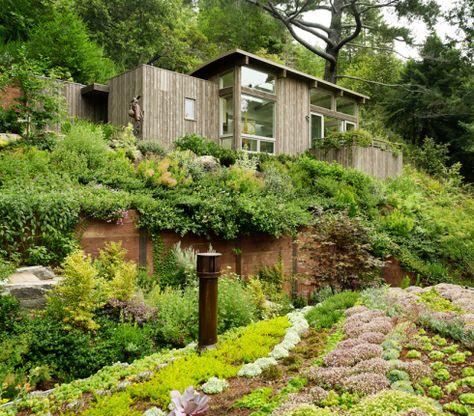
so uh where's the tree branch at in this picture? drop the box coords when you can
[360,0,399,14]
[292,19,335,46]
[336,0,363,51]
[347,42,410,58]
[297,19,332,33]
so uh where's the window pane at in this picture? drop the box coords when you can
[241,67,275,93]
[242,137,258,151]
[324,116,341,136]
[310,89,332,109]
[219,96,233,136]
[221,137,233,149]
[337,97,356,115]
[241,94,274,138]
[345,121,356,131]
[260,141,275,154]
[219,71,233,89]
[311,114,323,141]
[185,98,195,120]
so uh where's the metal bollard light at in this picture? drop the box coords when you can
[197,252,221,351]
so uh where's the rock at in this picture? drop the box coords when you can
[1,267,61,309]
[16,266,56,281]
[197,155,218,171]
[66,399,83,411]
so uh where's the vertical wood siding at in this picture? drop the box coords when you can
[276,77,310,155]
[310,146,403,180]
[139,65,219,148]
[61,81,107,122]
[108,67,144,135]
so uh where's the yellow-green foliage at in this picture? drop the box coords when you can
[82,316,289,414]
[81,392,141,416]
[417,288,465,314]
[48,250,104,331]
[95,241,137,301]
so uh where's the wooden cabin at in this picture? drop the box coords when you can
[49,49,401,178]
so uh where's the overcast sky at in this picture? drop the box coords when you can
[297,0,459,59]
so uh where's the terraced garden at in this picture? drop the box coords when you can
[2,283,473,416]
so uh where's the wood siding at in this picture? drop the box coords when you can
[310,146,403,180]
[276,77,310,155]
[62,81,107,123]
[140,65,219,148]
[108,67,143,134]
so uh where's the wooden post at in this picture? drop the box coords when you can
[197,253,221,351]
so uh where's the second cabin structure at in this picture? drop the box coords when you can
[39,49,403,177]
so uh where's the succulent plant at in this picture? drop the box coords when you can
[168,387,209,416]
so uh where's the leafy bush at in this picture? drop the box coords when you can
[217,276,257,333]
[146,285,198,346]
[47,250,105,331]
[0,295,22,335]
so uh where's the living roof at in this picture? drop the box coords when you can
[190,49,370,102]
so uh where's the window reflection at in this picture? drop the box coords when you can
[241,67,275,93]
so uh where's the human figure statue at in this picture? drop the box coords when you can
[128,95,144,136]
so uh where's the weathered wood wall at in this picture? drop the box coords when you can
[141,65,219,147]
[310,145,403,180]
[62,81,107,123]
[108,67,143,132]
[276,77,310,155]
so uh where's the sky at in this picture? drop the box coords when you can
[297,0,459,59]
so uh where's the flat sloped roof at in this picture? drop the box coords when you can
[190,49,369,101]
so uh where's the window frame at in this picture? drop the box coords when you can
[343,120,357,131]
[310,112,324,147]
[184,97,196,121]
[241,66,276,95]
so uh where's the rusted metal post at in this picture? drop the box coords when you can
[197,252,221,350]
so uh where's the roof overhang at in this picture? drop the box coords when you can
[81,83,109,98]
[190,49,369,102]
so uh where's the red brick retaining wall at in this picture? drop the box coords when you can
[77,211,295,278]
[77,210,408,294]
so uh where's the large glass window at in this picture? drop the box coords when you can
[241,94,275,138]
[324,116,342,136]
[219,71,234,89]
[310,89,333,109]
[336,97,357,115]
[311,113,323,146]
[219,96,233,137]
[241,67,275,93]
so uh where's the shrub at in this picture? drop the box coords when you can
[443,402,469,415]
[146,286,198,347]
[448,351,468,364]
[434,368,450,381]
[459,393,474,405]
[0,295,22,335]
[217,276,257,333]
[406,350,422,359]
[47,250,105,331]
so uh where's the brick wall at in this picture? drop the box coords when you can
[77,210,407,294]
[77,210,294,278]
[0,85,21,109]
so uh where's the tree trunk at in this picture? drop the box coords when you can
[323,0,344,83]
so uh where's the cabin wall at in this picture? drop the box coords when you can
[108,67,144,132]
[276,77,310,155]
[141,65,219,148]
[310,146,403,180]
[62,82,107,123]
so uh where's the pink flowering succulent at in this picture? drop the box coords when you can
[358,331,386,344]
[168,387,209,416]
[341,372,390,395]
[306,366,348,388]
[349,358,391,376]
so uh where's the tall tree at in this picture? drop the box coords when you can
[198,0,287,55]
[245,0,439,83]
[383,35,474,180]
[74,0,210,72]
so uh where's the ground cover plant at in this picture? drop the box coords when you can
[0,126,473,288]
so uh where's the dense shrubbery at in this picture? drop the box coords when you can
[1,126,473,285]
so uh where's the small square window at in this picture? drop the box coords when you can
[185,98,196,120]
